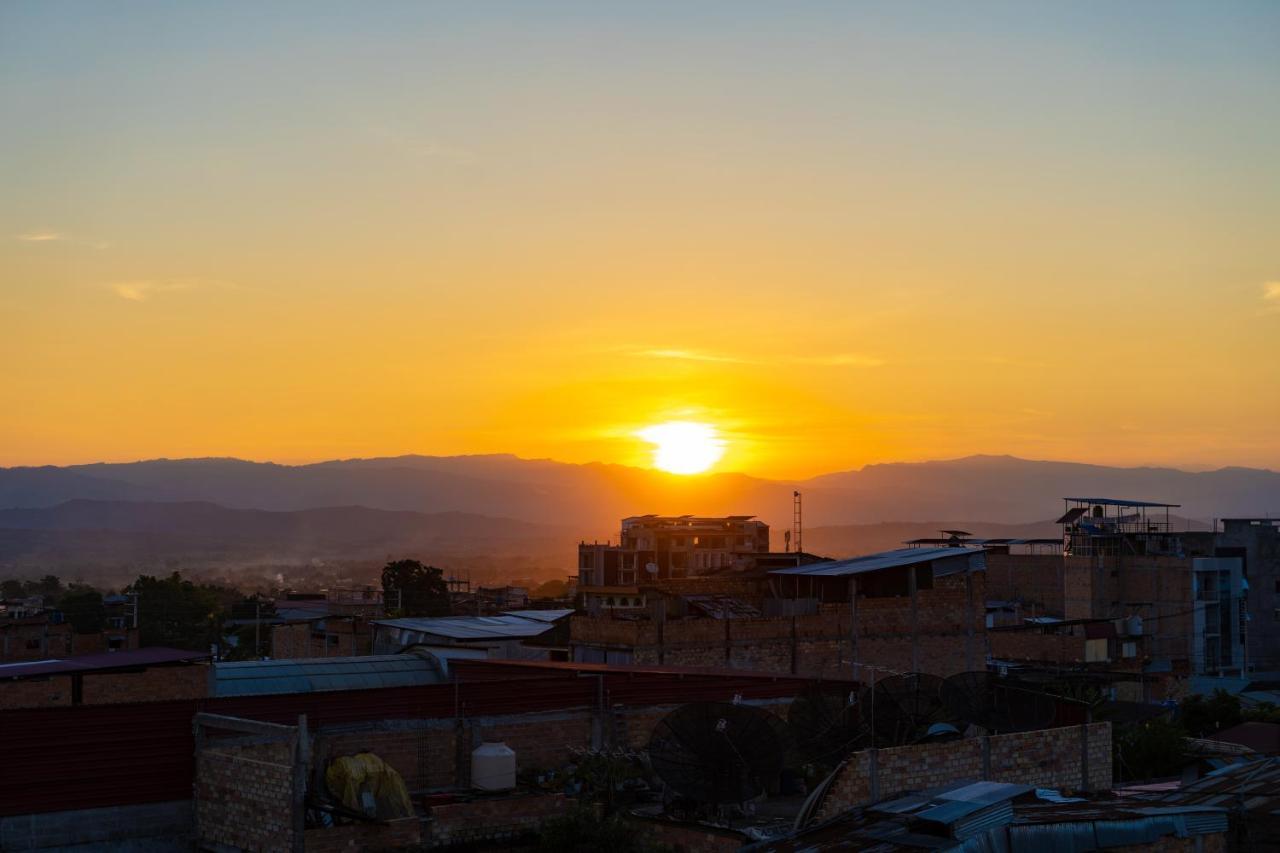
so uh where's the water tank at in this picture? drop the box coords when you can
[471,742,516,791]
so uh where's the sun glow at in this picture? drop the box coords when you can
[637,421,726,475]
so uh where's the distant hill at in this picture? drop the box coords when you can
[1,454,1276,547]
[0,499,574,584]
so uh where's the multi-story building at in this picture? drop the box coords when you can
[578,514,770,587]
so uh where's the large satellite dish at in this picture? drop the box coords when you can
[941,671,1057,734]
[870,673,954,746]
[787,684,871,766]
[648,702,787,804]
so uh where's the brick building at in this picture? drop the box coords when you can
[571,546,988,678]
[0,647,210,709]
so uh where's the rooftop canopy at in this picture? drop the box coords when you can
[768,546,985,578]
[213,652,444,697]
[1063,497,1180,508]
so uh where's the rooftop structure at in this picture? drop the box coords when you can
[579,514,771,585]
[212,652,446,697]
[1057,496,1181,558]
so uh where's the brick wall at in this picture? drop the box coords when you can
[428,793,568,847]
[814,723,1112,820]
[984,554,1067,615]
[316,720,458,790]
[195,737,296,852]
[272,621,371,659]
[303,815,420,852]
[82,664,208,704]
[0,676,72,709]
[312,700,793,794]
[573,573,986,678]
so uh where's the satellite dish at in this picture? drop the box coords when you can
[787,684,871,766]
[645,562,659,575]
[648,702,787,804]
[870,673,953,746]
[940,671,1057,734]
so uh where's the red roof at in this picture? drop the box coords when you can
[0,647,208,679]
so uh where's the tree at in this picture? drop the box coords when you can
[381,559,450,617]
[1115,718,1188,782]
[127,572,224,650]
[1180,690,1243,737]
[1,579,24,600]
[59,586,105,633]
[532,579,568,600]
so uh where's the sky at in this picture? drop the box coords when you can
[2,2,1278,478]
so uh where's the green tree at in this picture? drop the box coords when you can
[532,579,568,599]
[1,579,24,599]
[381,559,450,617]
[1180,690,1243,737]
[127,572,223,650]
[59,585,105,633]
[1115,718,1188,782]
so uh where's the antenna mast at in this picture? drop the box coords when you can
[792,490,803,556]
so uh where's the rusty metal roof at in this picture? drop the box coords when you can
[0,647,208,679]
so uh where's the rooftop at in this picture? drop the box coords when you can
[768,546,986,578]
[0,647,209,679]
[372,610,572,641]
[1064,497,1180,508]
[213,652,444,697]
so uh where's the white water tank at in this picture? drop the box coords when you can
[471,741,516,791]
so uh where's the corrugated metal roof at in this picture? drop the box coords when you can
[1063,497,1180,508]
[372,613,560,640]
[499,609,573,623]
[768,547,986,578]
[0,647,208,679]
[213,653,444,696]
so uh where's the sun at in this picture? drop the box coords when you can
[637,421,725,475]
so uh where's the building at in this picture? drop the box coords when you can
[570,546,988,678]
[578,514,771,586]
[0,647,210,709]
[0,596,138,662]
[370,610,572,660]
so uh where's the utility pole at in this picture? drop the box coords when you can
[792,491,803,561]
[255,598,261,660]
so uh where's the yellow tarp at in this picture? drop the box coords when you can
[324,752,413,819]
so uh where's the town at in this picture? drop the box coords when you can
[2,497,1277,851]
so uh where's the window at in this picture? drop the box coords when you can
[606,597,615,606]
[26,638,41,649]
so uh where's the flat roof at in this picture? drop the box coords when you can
[0,647,209,679]
[1064,497,1180,508]
[372,612,566,640]
[213,653,444,696]
[769,546,985,578]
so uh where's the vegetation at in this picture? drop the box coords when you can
[1180,689,1244,737]
[125,572,237,651]
[1115,718,1188,781]
[2,575,65,602]
[380,559,450,617]
[58,585,106,633]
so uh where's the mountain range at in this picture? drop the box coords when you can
[1,454,1276,583]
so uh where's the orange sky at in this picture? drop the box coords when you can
[2,4,1278,478]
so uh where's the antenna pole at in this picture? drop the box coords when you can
[793,491,803,561]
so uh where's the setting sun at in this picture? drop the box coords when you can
[637,421,726,475]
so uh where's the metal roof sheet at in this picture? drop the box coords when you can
[768,547,986,578]
[372,613,560,640]
[499,609,573,623]
[0,647,208,679]
[212,653,444,697]
[1063,497,1180,508]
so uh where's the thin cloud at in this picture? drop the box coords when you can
[631,347,884,368]
[793,353,886,368]
[15,231,63,242]
[636,348,752,364]
[1263,281,1280,313]
[106,279,239,302]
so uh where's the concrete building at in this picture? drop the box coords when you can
[578,514,771,586]
[570,546,988,678]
